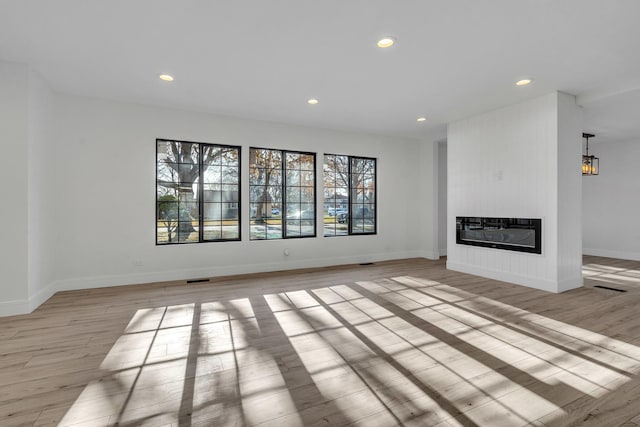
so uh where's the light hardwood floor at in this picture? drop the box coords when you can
[2,256,640,427]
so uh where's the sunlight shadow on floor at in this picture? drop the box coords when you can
[55,272,640,427]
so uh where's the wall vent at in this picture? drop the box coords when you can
[187,278,210,284]
[593,285,626,293]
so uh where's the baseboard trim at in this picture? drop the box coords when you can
[557,276,584,293]
[0,298,29,317]
[583,248,640,262]
[55,251,424,292]
[0,251,426,317]
[28,280,59,312]
[446,261,576,293]
[420,251,441,260]
[0,280,59,317]
[0,251,593,317]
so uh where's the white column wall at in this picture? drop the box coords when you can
[556,92,584,290]
[412,139,440,260]
[447,92,582,293]
[0,61,29,314]
[437,141,447,256]
[27,69,57,310]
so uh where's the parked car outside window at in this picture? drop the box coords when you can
[328,208,347,216]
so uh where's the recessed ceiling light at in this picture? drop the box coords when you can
[515,78,533,86]
[307,98,319,105]
[416,117,427,122]
[159,74,174,82]
[377,37,396,48]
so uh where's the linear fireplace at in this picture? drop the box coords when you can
[456,217,542,254]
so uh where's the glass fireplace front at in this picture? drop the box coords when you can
[456,217,542,254]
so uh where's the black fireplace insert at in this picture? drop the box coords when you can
[456,217,542,254]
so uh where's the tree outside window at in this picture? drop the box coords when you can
[249,148,316,240]
[156,139,241,244]
[323,154,376,236]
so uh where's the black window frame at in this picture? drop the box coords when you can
[249,147,317,240]
[324,154,377,237]
[156,138,242,245]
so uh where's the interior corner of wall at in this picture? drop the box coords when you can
[28,280,59,313]
[419,251,440,260]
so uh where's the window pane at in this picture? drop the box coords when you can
[203,224,222,240]
[286,187,301,203]
[366,186,376,204]
[350,156,376,235]
[250,144,284,242]
[300,170,314,186]
[204,146,222,164]
[301,224,316,237]
[324,154,376,237]
[222,166,239,183]
[250,222,267,240]
[299,203,314,216]
[219,147,239,164]
[158,140,198,164]
[323,154,351,237]
[286,220,301,237]
[286,169,300,186]
[221,184,239,194]
[283,150,315,239]
[157,140,240,244]
[202,188,216,202]
[222,222,240,240]
[300,154,314,171]
[249,148,283,241]
[286,152,300,167]
[177,221,196,242]
[203,165,222,184]
[301,187,314,204]
[203,203,222,220]
[251,148,314,240]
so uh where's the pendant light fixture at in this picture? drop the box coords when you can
[582,133,599,176]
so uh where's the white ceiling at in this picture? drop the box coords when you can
[1,0,640,142]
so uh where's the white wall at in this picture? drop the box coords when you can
[583,138,640,260]
[0,61,29,313]
[412,140,440,260]
[48,94,424,292]
[447,92,583,293]
[0,62,58,316]
[437,141,447,256]
[27,69,57,310]
[556,92,584,290]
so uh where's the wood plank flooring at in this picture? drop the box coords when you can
[2,256,640,426]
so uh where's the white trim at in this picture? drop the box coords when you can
[55,251,423,291]
[0,280,59,317]
[0,298,29,317]
[28,280,59,312]
[439,248,447,257]
[446,261,581,293]
[0,251,425,316]
[557,276,584,293]
[420,251,441,260]
[583,248,640,262]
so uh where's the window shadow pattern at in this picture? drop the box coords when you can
[54,267,640,426]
